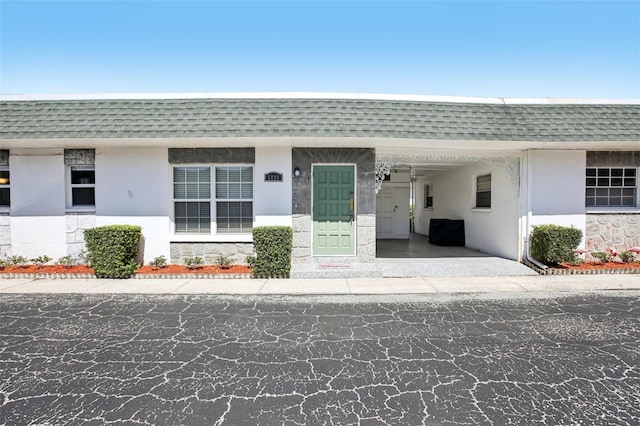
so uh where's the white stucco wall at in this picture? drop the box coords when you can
[253,146,292,227]
[9,151,67,258]
[419,161,520,259]
[10,150,65,216]
[95,147,171,262]
[95,147,170,216]
[527,149,587,246]
[10,217,67,259]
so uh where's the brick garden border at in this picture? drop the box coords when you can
[524,260,640,275]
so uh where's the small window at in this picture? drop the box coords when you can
[0,167,9,207]
[424,184,433,208]
[586,167,637,207]
[475,174,491,208]
[69,166,95,207]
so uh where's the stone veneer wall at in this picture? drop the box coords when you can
[291,148,376,263]
[585,151,640,258]
[586,151,640,167]
[66,213,96,258]
[170,242,254,265]
[356,214,376,261]
[585,213,640,255]
[0,215,10,257]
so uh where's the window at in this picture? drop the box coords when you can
[215,166,253,233]
[475,174,491,208]
[424,184,433,208]
[173,166,211,234]
[586,167,637,207]
[0,166,9,208]
[172,165,253,234]
[69,166,95,207]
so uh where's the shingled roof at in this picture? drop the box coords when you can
[1,96,639,141]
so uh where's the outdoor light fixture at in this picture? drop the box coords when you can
[293,167,301,177]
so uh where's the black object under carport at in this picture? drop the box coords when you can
[429,219,466,246]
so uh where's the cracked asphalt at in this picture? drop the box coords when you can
[1,292,639,425]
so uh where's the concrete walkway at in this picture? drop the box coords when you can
[1,274,639,295]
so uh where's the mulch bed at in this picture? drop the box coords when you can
[557,261,640,270]
[0,264,253,279]
[135,264,252,278]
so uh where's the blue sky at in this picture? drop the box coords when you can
[1,0,639,98]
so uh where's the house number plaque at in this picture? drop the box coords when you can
[264,172,283,182]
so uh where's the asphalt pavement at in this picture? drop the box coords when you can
[1,291,639,424]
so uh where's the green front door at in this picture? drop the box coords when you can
[313,165,355,256]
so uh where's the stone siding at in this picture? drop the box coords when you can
[66,213,96,258]
[64,149,95,166]
[170,242,254,265]
[585,213,640,257]
[168,148,255,164]
[292,214,312,264]
[586,151,640,167]
[356,214,376,262]
[0,214,11,257]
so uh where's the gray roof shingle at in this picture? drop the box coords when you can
[1,98,639,141]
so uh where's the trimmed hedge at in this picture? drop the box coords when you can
[252,226,292,277]
[84,225,142,278]
[530,224,582,266]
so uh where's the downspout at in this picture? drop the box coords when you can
[522,149,548,271]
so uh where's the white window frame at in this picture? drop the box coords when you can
[423,184,433,209]
[474,174,491,210]
[585,167,638,209]
[0,165,9,211]
[173,165,212,235]
[171,164,254,239]
[66,165,96,211]
[214,165,254,234]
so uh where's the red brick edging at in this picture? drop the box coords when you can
[524,260,640,275]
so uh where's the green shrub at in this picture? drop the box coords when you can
[31,255,52,268]
[530,224,582,266]
[149,255,167,269]
[252,226,292,277]
[591,251,612,263]
[184,256,204,269]
[8,255,28,266]
[56,255,77,268]
[84,225,142,278]
[215,254,232,268]
[619,251,635,263]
